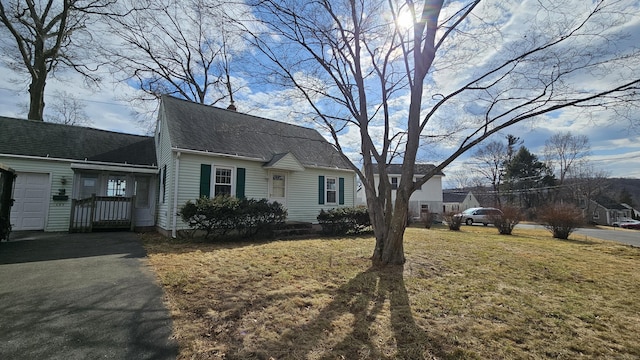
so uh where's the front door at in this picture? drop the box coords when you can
[133,175,156,227]
[269,172,287,207]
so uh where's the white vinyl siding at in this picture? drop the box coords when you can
[287,168,355,223]
[268,153,304,171]
[163,152,356,229]
[170,153,268,231]
[155,108,174,230]
[0,157,74,232]
[374,174,443,203]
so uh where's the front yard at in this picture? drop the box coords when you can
[142,226,640,359]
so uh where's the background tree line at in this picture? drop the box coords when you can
[455,131,637,221]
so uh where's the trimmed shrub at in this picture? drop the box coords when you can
[235,198,288,237]
[491,205,522,235]
[179,196,287,240]
[443,212,463,231]
[538,203,584,239]
[317,206,371,235]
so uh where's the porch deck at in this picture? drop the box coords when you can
[69,195,135,233]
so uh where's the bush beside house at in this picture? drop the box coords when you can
[179,196,287,240]
[317,206,371,235]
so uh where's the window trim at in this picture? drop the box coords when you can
[325,176,338,205]
[211,165,236,197]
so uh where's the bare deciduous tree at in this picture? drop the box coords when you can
[245,0,640,265]
[471,140,507,207]
[0,0,115,120]
[544,132,591,185]
[47,90,91,126]
[103,0,250,107]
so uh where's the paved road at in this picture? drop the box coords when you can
[573,227,640,247]
[0,232,178,360]
[515,223,640,247]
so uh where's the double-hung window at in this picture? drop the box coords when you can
[200,164,245,198]
[326,177,337,204]
[214,167,233,196]
[391,177,399,190]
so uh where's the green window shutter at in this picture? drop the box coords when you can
[339,177,345,205]
[199,164,211,198]
[318,175,325,204]
[236,167,246,198]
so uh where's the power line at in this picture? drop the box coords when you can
[0,86,138,109]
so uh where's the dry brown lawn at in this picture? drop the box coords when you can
[142,225,640,359]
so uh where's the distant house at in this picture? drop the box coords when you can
[442,190,480,214]
[155,96,356,237]
[583,197,633,226]
[621,203,640,219]
[357,163,444,219]
[0,116,157,232]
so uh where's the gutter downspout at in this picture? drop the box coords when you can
[171,151,181,238]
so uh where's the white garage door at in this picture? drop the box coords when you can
[10,172,50,231]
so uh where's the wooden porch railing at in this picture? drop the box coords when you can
[69,195,136,233]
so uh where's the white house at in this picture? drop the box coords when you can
[357,163,444,219]
[154,96,357,237]
[1,96,356,236]
[442,190,480,214]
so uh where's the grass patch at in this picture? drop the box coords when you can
[142,226,640,359]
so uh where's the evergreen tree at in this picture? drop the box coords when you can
[503,147,556,209]
[619,188,634,207]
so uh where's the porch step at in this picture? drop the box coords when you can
[273,221,318,239]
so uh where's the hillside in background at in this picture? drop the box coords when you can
[606,178,640,208]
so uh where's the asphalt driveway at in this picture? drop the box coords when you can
[0,231,177,359]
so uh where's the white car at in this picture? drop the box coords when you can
[612,218,640,229]
[457,207,503,226]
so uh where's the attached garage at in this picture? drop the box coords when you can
[1,116,158,233]
[10,172,50,231]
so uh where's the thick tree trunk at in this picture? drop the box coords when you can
[371,191,409,266]
[28,75,46,121]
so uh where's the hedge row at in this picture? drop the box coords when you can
[317,206,371,235]
[179,196,286,240]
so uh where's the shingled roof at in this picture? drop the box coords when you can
[0,116,156,166]
[443,191,470,203]
[161,95,353,170]
[372,163,445,176]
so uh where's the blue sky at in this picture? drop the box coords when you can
[1,0,639,187]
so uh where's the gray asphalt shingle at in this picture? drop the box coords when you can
[162,95,352,170]
[0,116,156,166]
